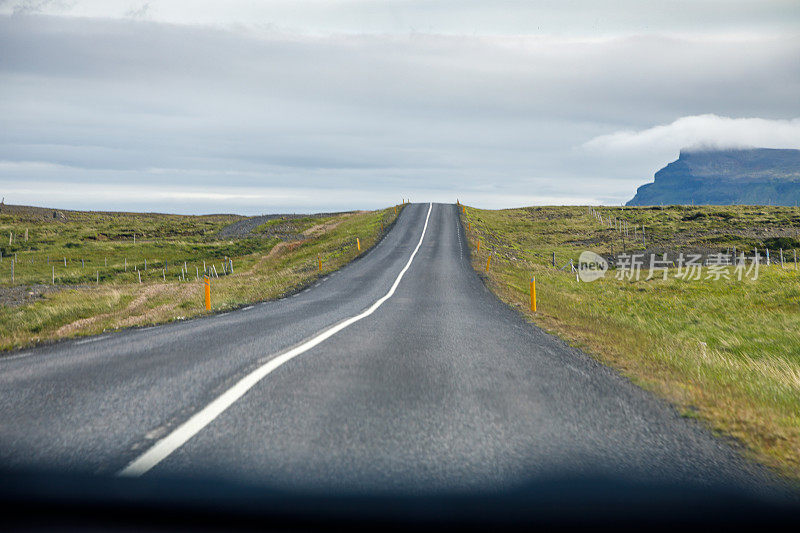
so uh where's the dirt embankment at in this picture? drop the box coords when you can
[217,212,352,239]
[0,203,69,221]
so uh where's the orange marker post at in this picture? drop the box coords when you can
[318,255,322,272]
[357,237,361,252]
[486,254,492,272]
[204,275,211,310]
[530,276,537,312]
[477,240,481,252]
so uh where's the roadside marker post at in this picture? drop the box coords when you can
[530,276,537,312]
[486,254,492,272]
[477,240,481,252]
[204,276,211,310]
[318,255,322,272]
[357,238,361,252]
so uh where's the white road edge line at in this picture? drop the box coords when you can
[75,335,107,345]
[118,202,432,477]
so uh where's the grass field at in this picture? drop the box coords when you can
[461,204,800,481]
[0,204,404,351]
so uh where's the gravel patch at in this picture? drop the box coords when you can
[217,212,352,239]
[0,284,65,307]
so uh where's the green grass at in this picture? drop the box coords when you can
[0,210,259,287]
[462,204,800,481]
[0,205,404,351]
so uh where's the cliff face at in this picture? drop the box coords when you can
[626,148,800,206]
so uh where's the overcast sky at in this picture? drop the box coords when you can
[1,1,798,213]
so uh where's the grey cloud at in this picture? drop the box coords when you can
[124,2,149,19]
[1,14,798,212]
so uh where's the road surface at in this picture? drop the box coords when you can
[0,203,782,494]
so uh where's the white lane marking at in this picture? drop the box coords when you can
[241,306,254,311]
[75,336,107,345]
[0,352,33,363]
[118,203,433,477]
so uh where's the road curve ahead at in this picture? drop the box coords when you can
[0,203,782,494]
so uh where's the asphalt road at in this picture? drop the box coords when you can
[0,203,784,495]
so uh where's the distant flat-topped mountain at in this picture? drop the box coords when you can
[626,148,800,206]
